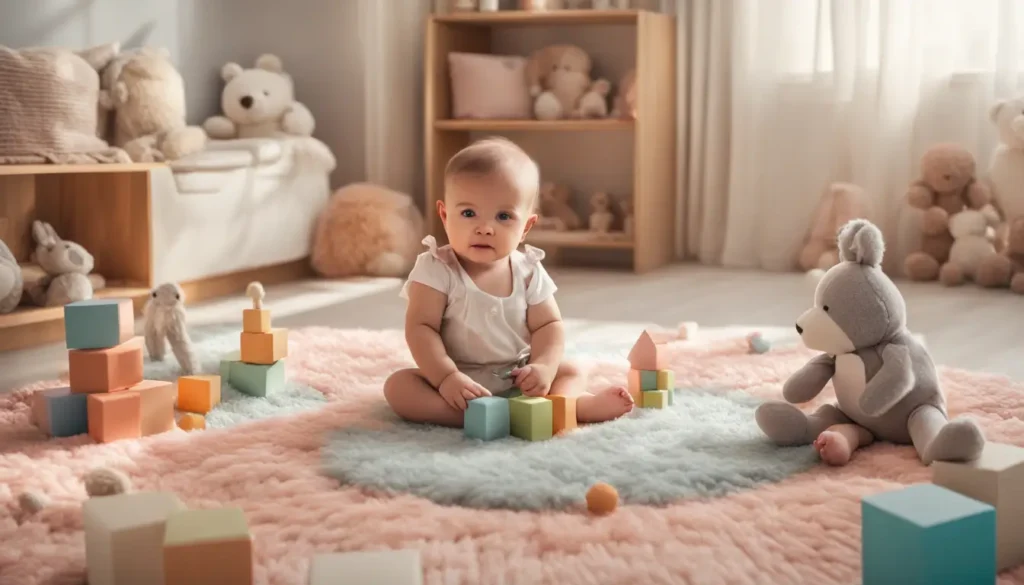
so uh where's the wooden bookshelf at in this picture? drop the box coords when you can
[424,9,677,273]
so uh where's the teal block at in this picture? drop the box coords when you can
[219,351,240,382]
[63,298,134,350]
[862,483,995,585]
[228,360,286,397]
[509,396,552,441]
[464,397,510,441]
[639,370,658,390]
[667,388,674,406]
[35,387,88,437]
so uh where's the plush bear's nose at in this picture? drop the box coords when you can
[240,95,254,109]
[795,324,803,335]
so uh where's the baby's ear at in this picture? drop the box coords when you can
[837,219,885,267]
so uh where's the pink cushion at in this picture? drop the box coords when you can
[448,52,531,119]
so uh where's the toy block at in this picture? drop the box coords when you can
[176,375,221,414]
[228,360,285,397]
[546,395,577,434]
[239,328,288,365]
[31,386,88,437]
[242,308,271,334]
[88,392,142,443]
[64,298,135,350]
[177,413,206,431]
[642,389,669,409]
[69,337,144,394]
[657,369,675,389]
[220,350,240,381]
[666,388,675,406]
[163,507,253,585]
[464,397,510,441]
[627,330,667,371]
[309,549,423,585]
[83,491,185,585]
[627,369,658,401]
[933,441,1024,571]
[862,483,995,585]
[509,396,553,441]
[126,380,176,436]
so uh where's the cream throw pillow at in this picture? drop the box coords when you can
[448,52,531,119]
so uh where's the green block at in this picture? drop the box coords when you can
[657,369,675,390]
[638,370,658,390]
[228,360,285,397]
[509,396,552,441]
[642,389,668,409]
[667,388,674,406]
[219,351,240,382]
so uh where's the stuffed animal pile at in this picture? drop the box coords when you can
[524,44,634,121]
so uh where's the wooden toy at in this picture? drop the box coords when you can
[127,380,177,436]
[642,389,669,409]
[509,396,553,441]
[627,368,658,396]
[83,491,185,585]
[861,483,995,585]
[586,482,619,515]
[546,395,577,434]
[177,375,222,414]
[243,281,271,334]
[308,549,423,585]
[88,392,142,443]
[163,507,253,585]
[177,413,206,431]
[31,386,88,437]
[627,330,667,371]
[464,396,510,441]
[69,337,145,393]
[64,298,135,350]
[656,369,674,389]
[220,350,240,382]
[932,442,1024,571]
[239,329,288,365]
[228,360,285,397]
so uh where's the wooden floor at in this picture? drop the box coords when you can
[1,264,1021,392]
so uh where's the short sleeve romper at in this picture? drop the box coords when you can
[400,235,558,394]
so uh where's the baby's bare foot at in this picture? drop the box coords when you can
[577,386,634,423]
[814,430,853,466]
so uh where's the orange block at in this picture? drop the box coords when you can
[127,380,176,436]
[627,330,667,371]
[177,375,221,414]
[242,309,271,334]
[546,395,578,434]
[239,329,288,365]
[69,337,144,394]
[87,392,141,443]
[177,413,206,431]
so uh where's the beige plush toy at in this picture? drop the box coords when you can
[903,143,995,281]
[938,208,1003,286]
[798,182,871,272]
[588,192,616,233]
[576,79,611,119]
[610,69,637,120]
[311,183,425,278]
[535,182,581,231]
[986,97,1024,236]
[525,45,609,121]
[99,47,207,162]
[976,215,1024,293]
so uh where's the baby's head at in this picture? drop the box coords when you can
[440,137,540,265]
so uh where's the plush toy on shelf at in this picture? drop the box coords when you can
[525,44,610,121]
[611,69,637,119]
[24,221,94,307]
[576,79,611,119]
[535,182,581,231]
[939,208,1004,286]
[203,54,314,140]
[588,192,616,233]
[620,196,634,237]
[798,182,871,272]
[0,238,22,314]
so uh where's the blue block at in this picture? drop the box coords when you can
[862,483,996,585]
[464,397,510,441]
[227,360,285,397]
[63,298,135,350]
[32,387,88,437]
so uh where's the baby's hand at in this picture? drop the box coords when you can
[439,371,491,411]
[513,364,553,397]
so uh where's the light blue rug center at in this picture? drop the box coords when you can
[322,388,818,510]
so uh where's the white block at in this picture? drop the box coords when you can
[83,491,185,585]
[309,550,423,585]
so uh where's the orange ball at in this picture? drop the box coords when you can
[586,482,619,515]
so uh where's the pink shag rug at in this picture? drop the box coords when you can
[2,326,1024,585]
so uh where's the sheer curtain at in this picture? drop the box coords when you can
[676,0,1024,274]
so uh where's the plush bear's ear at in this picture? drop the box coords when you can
[255,53,283,73]
[989,100,1006,124]
[837,219,884,267]
[221,62,243,82]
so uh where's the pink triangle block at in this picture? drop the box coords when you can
[627,330,667,370]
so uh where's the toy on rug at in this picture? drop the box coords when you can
[0,237,23,314]
[798,182,871,272]
[535,181,581,231]
[755,219,986,466]
[611,68,637,120]
[203,54,315,140]
[986,97,1024,238]
[525,44,610,120]
[144,282,197,375]
[746,332,770,354]
[588,191,617,234]
[627,330,676,408]
[464,391,578,442]
[24,220,94,306]
[586,482,619,515]
[978,215,1024,294]
[16,467,132,522]
[98,46,207,162]
[218,281,289,397]
[938,208,1005,287]
[310,182,425,278]
[904,143,996,282]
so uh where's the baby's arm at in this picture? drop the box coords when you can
[515,296,565,395]
[404,282,458,388]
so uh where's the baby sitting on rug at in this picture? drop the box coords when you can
[384,137,634,427]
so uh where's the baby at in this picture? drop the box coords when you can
[384,137,634,427]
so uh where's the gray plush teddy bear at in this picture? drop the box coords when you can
[756,219,985,465]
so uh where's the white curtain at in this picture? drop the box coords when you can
[357,0,432,202]
[676,0,1024,274]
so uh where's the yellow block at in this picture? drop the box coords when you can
[177,375,221,414]
[240,329,288,365]
[177,413,206,431]
[242,309,271,334]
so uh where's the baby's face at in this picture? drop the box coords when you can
[440,173,537,265]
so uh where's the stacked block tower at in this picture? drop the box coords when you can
[220,282,288,397]
[627,330,675,408]
[32,299,177,443]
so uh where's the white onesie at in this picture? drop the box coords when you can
[400,235,558,394]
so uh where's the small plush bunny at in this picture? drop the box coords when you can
[0,238,23,313]
[143,282,197,375]
[25,221,95,306]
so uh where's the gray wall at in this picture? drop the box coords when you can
[0,0,364,187]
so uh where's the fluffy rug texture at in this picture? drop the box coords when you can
[2,323,1024,585]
